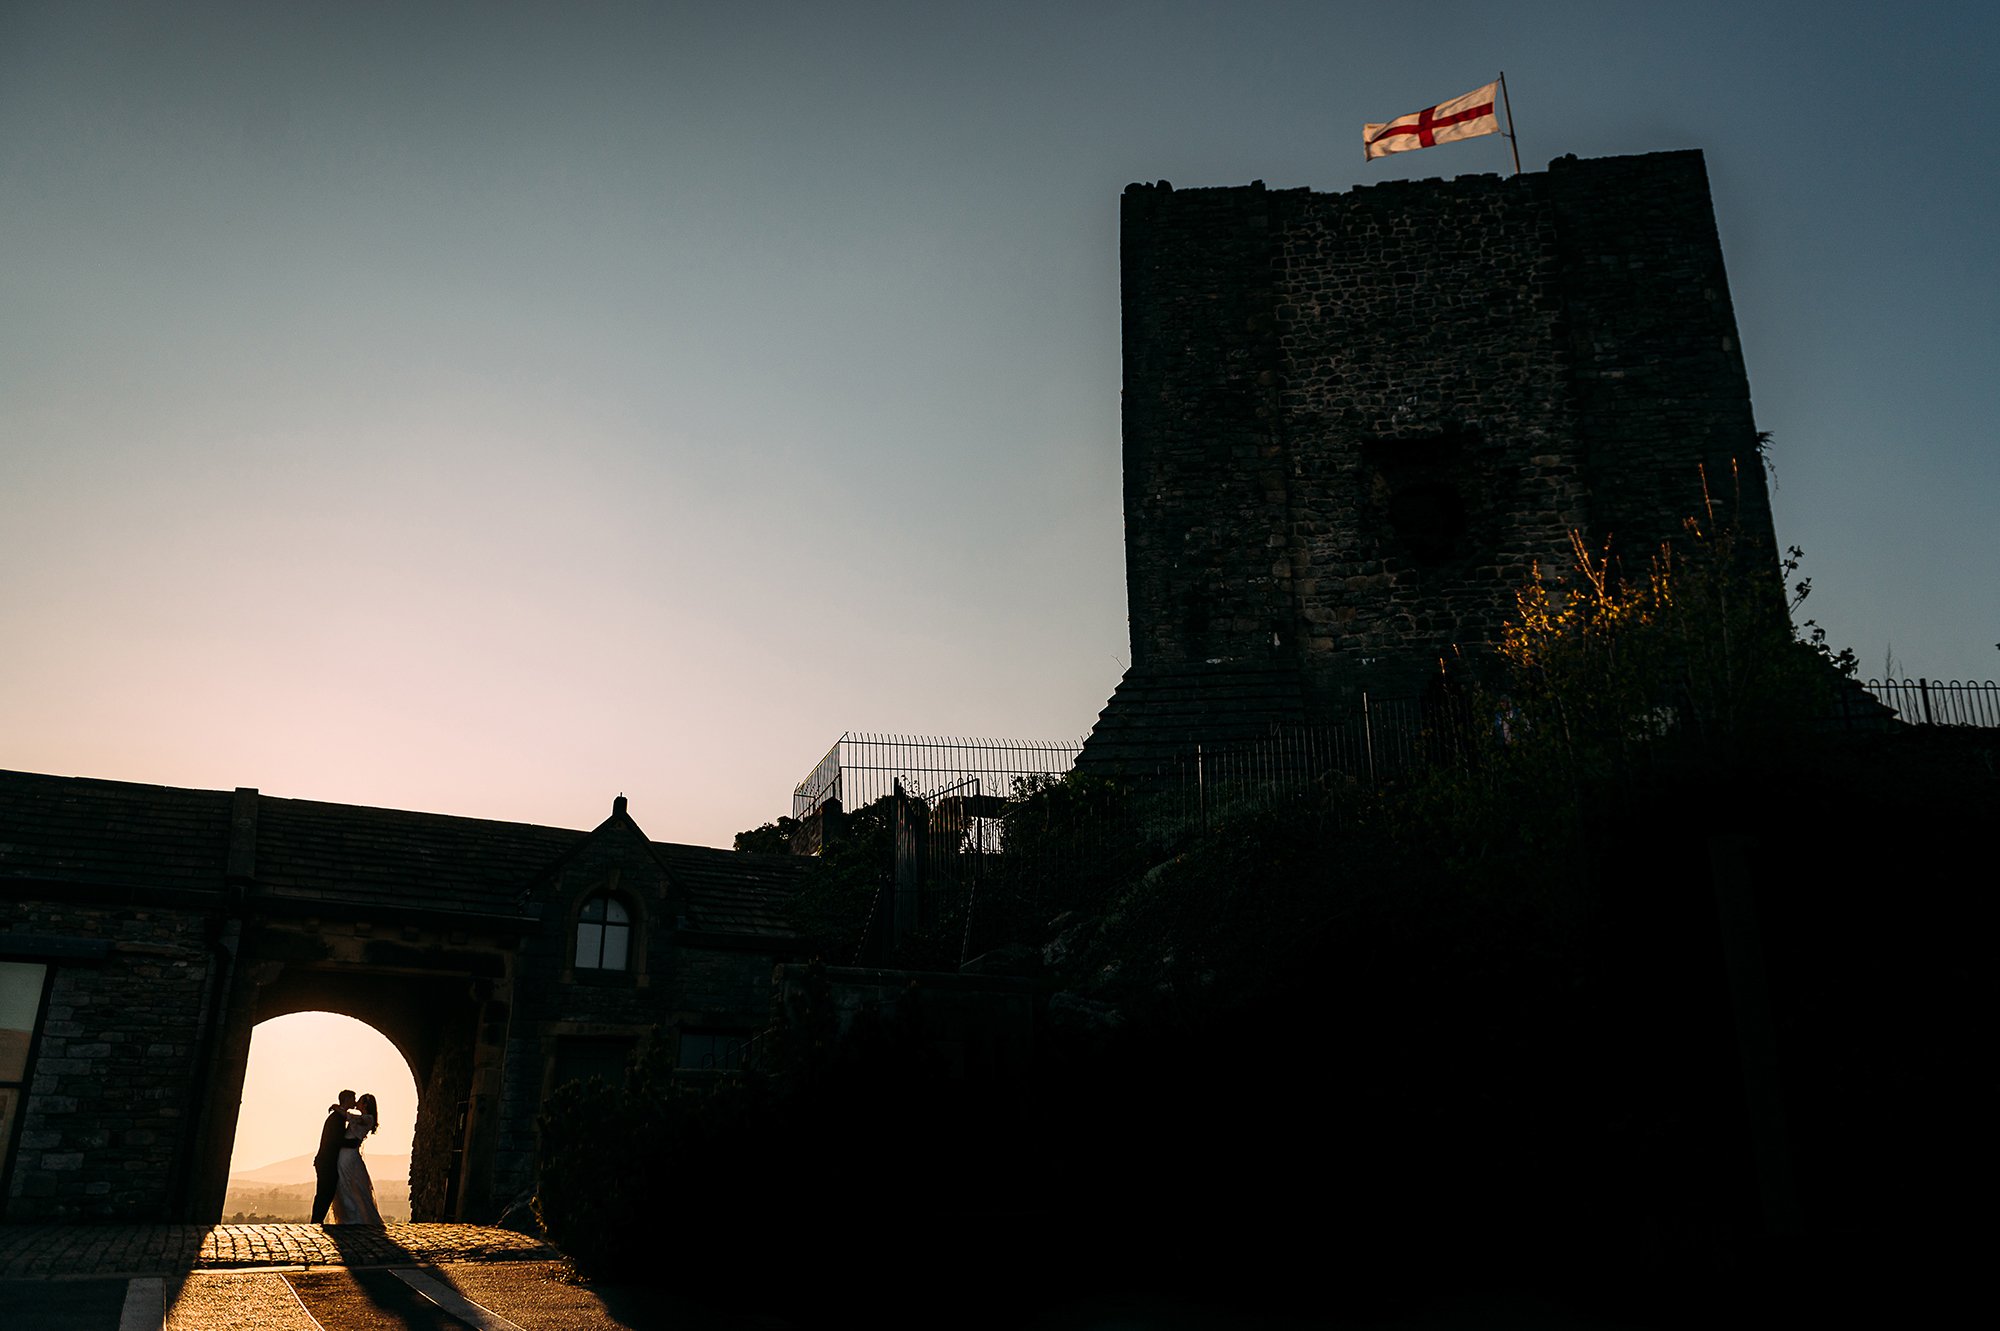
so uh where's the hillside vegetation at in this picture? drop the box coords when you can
[540,505,1990,1324]
[222,1156,411,1224]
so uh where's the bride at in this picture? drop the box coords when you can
[328,1092,384,1225]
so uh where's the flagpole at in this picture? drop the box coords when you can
[1499,71,1522,176]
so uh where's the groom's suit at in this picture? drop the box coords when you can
[309,1105,347,1223]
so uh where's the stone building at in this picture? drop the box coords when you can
[1081,150,1778,771]
[0,769,808,1222]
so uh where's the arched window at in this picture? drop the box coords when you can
[574,895,632,971]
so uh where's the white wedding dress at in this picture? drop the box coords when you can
[328,1111,383,1225]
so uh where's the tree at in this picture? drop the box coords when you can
[732,815,801,854]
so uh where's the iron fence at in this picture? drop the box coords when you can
[792,733,1084,823]
[1860,678,2000,728]
[791,676,1998,846]
[806,676,1999,966]
[869,700,1458,966]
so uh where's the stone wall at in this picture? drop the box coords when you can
[1119,181,1295,672]
[1270,167,1584,706]
[2,772,807,1224]
[408,1001,474,1221]
[1544,153,1770,567]
[1091,150,1775,748]
[487,821,786,1211]
[3,903,220,1220]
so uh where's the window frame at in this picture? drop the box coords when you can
[0,961,54,1212]
[570,888,641,978]
[572,887,632,971]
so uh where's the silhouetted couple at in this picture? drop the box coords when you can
[310,1088,383,1225]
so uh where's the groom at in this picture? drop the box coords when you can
[310,1089,357,1224]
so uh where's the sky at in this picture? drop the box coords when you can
[228,1012,415,1176]
[4,1,1996,852]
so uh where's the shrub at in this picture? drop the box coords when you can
[1494,463,1851,767]
[534,1036,779,1279]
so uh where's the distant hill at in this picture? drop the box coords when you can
[233,1151,410,1185]
[224,1152,411,1222]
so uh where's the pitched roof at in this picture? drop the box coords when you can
[0,770,233,895]
[656,843,802,937]
[252,793,578,920]
[1076,660,1311,775]
[0,769,806,940]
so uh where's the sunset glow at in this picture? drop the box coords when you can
[228,1012,416,1178]
[4,4,1994,854]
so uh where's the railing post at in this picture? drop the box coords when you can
[892,789,923,947]
[1196,743,1206,833]
[1363,692,1377,786]
[1919,678,1934,726]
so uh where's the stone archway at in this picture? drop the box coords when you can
[254,970,475,1221]
[185,918,516,1223]
[226,1011,419,1216]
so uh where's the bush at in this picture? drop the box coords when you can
[1494,464,1850,767]
[534,1037,779,1279]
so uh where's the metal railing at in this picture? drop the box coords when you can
[790,678,1995,834]
[800,677,1998,964]
[865,703,1455,967]
[792,733,1084,823]
[1861,678,2000,728]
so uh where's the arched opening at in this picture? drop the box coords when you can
[223,1012,419,1222]
[188,927,512,1215]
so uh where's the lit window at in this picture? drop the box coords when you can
[574,895,631,971]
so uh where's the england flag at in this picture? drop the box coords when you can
[1364,81,1502,160]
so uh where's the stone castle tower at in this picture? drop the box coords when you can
[1079,150,1776,772]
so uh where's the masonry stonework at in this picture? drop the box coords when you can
[489,813,791,1212]
[1086,150,1775,766]
[1,771,806,1224]
[4,905,220,1219]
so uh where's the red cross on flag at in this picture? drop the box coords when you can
[1364,81,1502,160]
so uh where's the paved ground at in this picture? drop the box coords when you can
[0,1219,1966,1329]
[0,1225,811,1331]
[0,1224,621,1331]
[0,1224,556,1280]
[0,1221,1346,1330]
[0,1221,1713,1329]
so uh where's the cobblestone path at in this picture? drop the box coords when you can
[0,1223,555,1278]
